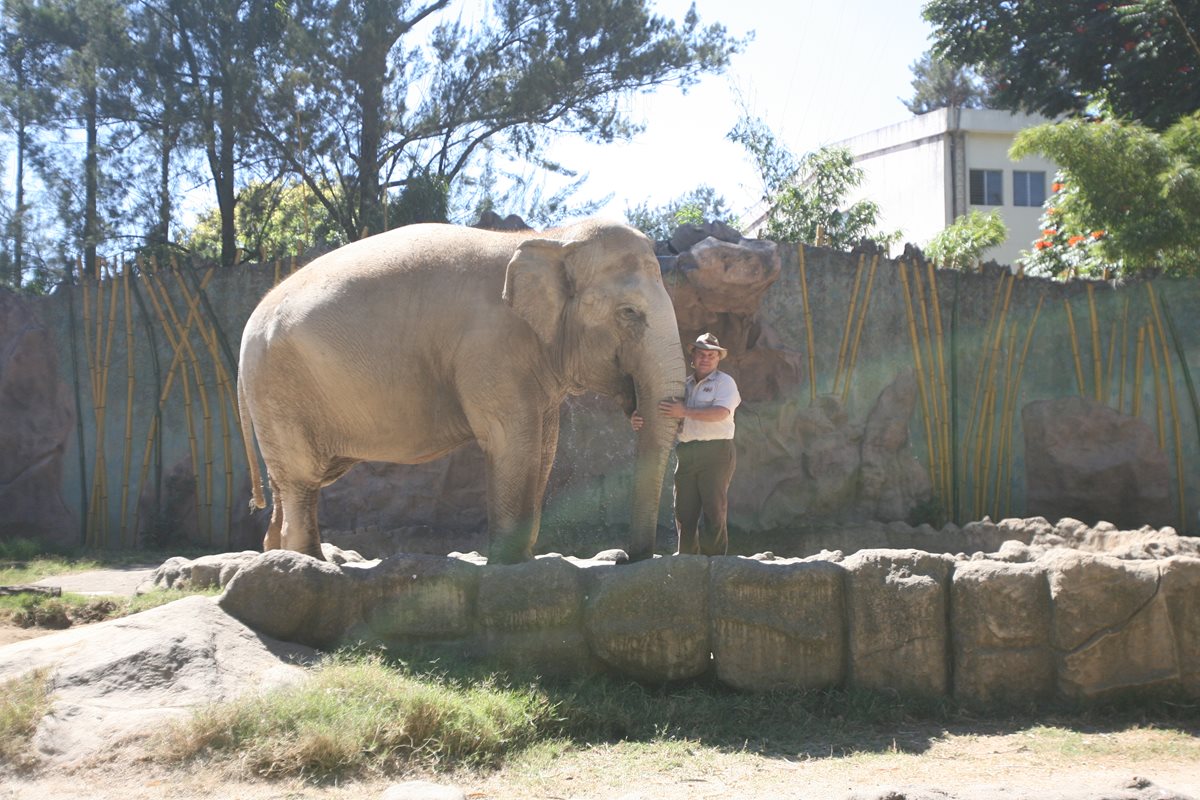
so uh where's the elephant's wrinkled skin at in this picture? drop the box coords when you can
[237,219,686,564]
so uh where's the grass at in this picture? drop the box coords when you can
[0,670,51,768]
[0,587,221,630]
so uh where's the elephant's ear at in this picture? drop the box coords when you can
[502,238,581,346]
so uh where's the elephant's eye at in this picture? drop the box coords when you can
[616,305,645,326]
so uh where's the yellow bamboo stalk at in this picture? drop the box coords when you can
[964,276,1007,488]
[1104,316,1118,407]
[1063,300,1087,397]
[841,254,879,404]
[274,257,281,286]
[1133,324,1146,419]
[1086,284,1102,402]
[798,245,817,403]
[991,322,1019,518]
[1118,297,1131,413]
[175,267,236,545]
[976,379,999,517]
[1003,296,1045,514]
[1147,284,1188,530]
[833,254,866,395]
[159,268,214,543]
[899,261,938,495]
[120,258,136,546]
[1147,321,1165,450]
[925,259,952,505]
[96,260,120,546]
[911,261,945,502]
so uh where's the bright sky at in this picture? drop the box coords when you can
[543,0,936,224]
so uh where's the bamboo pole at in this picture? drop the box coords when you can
[1086,284,1102,402]
[1147,320,1166,450]
[899,261,938,495]
[963,276,1007,499]
[970,275,1014,515]
[798,245,817,404]
[912,261,946,504]
[1118,297,1131,413]
[1147,284,1187,531]
[120,258,136,546]
[833,254,866,396]
[274,257,281,286]
[1133,324,1146,419]
[925,259,952,507]
[842,254,879,404]
[1063,299,1087,398]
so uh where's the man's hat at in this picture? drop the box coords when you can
[689,332,728,358]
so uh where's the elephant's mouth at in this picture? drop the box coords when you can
[615,373,637,416]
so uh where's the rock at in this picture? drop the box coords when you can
[0,595,314,767]
[471,211,531,231]
[583,555,710,681]
[668,221,743,253]
[380,781,467,800]
[1044,550,1179,699]
[951,560,1054,707]
[860,369,931,521]
[710,557,845,690]
[150,550,262,590]
[473,557,594,676]
[0,289,75,546]
[843,549,954,696]
[673,236,781,319]
[1158,556,1200,695]
[1023,398,1171,529]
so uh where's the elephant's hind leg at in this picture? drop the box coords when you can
[263,477,283,551]
[278,480,324,559]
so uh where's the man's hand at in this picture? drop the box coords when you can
[658,399,687,419]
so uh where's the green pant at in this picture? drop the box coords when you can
[673,439,736,556]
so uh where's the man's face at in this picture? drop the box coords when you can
[692,347,720,375]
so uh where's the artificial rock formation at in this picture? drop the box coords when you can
[0,289,75,545]
[1023,397,1172,529]
[154,515,1200,704]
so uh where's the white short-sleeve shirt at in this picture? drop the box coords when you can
[678,369,741,442]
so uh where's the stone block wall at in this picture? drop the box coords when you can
[152,519,1200,705]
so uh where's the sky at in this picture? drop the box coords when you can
[541,0,937,225]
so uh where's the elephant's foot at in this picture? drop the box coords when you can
[487,539,533,565]
[626,547,655,563]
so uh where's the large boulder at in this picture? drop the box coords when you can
[1160,556,1200,695]
[0,289,75,546]
[583,555,710,682]
[473,556,594,676]
[710,557,845,690]
[1044,550,1179,699]
[843,549,954,696]
[0,596,314,766]
[951,560,1054,707]
[1023,397,1171,529]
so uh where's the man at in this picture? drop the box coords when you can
[632,332,741,555]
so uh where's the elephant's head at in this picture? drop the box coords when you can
[502,219,686,559]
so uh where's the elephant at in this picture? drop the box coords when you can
[237,218,686,564]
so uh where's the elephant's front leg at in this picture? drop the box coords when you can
[482,421,546,565]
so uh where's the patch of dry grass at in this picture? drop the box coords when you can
[0,669,51,768]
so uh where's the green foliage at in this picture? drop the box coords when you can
[903,50,992,115]
[1012,114,1200,277]
[0,669,49,767]
[158,652,552,777]
[925,210,1008,270]
[625,185,736,241]
[182,179,346,263]
[388,170,450,230]
[924,0,1200,129]
[731,114,895,248]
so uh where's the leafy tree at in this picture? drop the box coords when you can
[730,114,895,248]
[625,185,735,241]
[924,0,1200,129]
[1012,114,1200,277]
[258,0,743,242]
[182,179,347,263]
[924,209,1008,270]
[902,50,991,115]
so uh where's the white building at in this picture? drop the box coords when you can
[755,108,1061,267]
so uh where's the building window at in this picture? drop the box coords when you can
[1013,170,1047,207]
[969,169,1003,206]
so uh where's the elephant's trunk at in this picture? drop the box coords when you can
[627,322,686,560]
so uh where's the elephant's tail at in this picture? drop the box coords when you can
[238,374,267,510]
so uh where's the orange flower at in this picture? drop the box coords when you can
[1034,240,1053,250]
[1043,228,1058,237]
[1091,230,1105,239]
[1052,182,1065,192]
[1068,235,1085,246]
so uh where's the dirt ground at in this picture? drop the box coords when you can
[1,722,1198,799]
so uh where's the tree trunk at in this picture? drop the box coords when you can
[83,78,98,278]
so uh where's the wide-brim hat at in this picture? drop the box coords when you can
[689,332,728,359]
